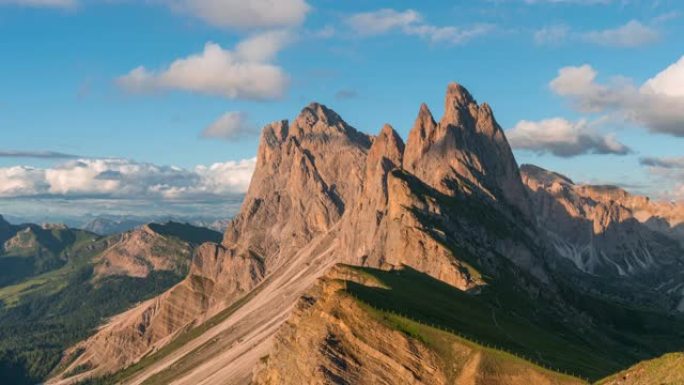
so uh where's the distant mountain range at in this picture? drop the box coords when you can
[2,83,684,385]
[0,216,221,384]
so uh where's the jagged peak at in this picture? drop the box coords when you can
[442,82,478,126]
[446,82,476,106]
[370,124,405,166]
[289,102,371,148]
[520,164,574,188]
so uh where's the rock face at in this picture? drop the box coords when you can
[522,164,684,275]
[521,164,684,310]
[56,242,265,378]
[50,83,684,385]
[93,225,191,279]
[404,84,531,218]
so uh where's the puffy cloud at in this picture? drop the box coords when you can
[642,56,684,97]
[118,31,290,100]
[0,158,256,199]
[507,118,630,157]
[583,20,659,47]
[550,57,684,136]
[345,9,492,45]
[161,0,309,29]
[0,0,75,7]
[0,150,80,159]
[201,111,259,140]
[0,166,48,197]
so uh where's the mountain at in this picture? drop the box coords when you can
[0,221,221,385]
[521,164,684,311]
[82,215,231,235]
[47,84,684,385]
[0,216,100,287]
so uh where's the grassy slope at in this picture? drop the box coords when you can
[359,302,586,384]
[596,353,684,385]
[341,265,684,382]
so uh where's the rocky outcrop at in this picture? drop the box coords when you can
[93,225,191,279]
[223,103,371,270]
[404,83,531,218]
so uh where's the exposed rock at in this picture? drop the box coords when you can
[404,83,532,218]
[55,242,265,379]
[93,225,190,279]
[522,164,684,311]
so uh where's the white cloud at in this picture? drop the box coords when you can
[345,8,492,45]
[0,0,75,7]
[347,9,421,35]
[118,31,290,100]
[0,158,256,199]
[0,166,48,197]
[583,20,659,47]
[201,111,258,140]
[550,57,684,136]
[534,24,569,45]
[642,56,684,97]
[507,118,630,157]
[161,0,310,29]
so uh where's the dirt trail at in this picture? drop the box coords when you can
[457,352,482,385]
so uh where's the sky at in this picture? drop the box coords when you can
[1,0,683,224]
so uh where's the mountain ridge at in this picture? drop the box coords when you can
[46,83,684,385]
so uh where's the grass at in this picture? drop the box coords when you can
[339,265,680,381]
[358,302,586,384]
[596,353,684,385]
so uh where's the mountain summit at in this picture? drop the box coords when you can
[48,84,684,385]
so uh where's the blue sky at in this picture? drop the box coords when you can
[1,0,683,223]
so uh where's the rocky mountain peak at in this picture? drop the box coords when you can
[441,81,478,126]
[290,103,372,147]
[404,83,531,218]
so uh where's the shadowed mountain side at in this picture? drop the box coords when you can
[521,164,684,312]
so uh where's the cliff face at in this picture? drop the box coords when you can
[521,164,684,310]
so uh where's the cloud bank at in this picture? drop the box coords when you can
[0,157,256,200]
